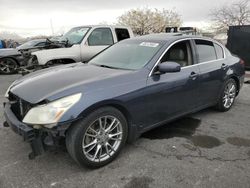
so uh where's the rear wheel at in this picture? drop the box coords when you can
[216,78,237,111]
[0,58,18,74]
[66,107,128,168]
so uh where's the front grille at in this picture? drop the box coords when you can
[9,92,33,121]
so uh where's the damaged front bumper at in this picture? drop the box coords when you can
[3,102,72,159]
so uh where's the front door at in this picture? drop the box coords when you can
[145,40,200,127]
[81,27,114,62]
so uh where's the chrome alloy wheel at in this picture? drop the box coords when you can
[223,81,236,108]
[82,116,123,162]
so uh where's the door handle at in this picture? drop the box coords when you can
[221,63,228,70]
[189,72,198,80]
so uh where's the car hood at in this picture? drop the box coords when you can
[10,63,132,104]
[0,48,20,57]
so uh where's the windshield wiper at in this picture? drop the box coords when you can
[96,64,118,69]
[59,38,72,47]
[92,63,132,70]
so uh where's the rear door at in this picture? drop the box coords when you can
[193,39,226,106]
[80,27,114,62]
[145,39,200,127]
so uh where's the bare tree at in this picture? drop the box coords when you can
[117,8,182,35]
[210,0,250,32]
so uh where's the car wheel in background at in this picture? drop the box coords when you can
[66,107,128,168]
[0,58,18,74]
[216,78,237,111]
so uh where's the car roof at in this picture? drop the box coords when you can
[72,25,131,29]
[32,39,46,42]
[129,33,216,44]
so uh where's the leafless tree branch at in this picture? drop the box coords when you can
[210,0,250,32]
[117,8,182,35]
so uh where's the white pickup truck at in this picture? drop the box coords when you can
[31,25,134,67]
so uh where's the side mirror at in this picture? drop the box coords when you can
[84,40,89,46]
[157,61,181,74]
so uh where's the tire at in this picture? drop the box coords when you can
[66,107,128,168]
[215,78,237,112]
[0,58,18,74]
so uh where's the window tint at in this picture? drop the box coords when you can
[160,40,193,67]
[214,43,224,59]
[195,40,216,63]
[115,28,130,41]
[88,28,114,46]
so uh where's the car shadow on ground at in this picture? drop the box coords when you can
[141,109,222,149]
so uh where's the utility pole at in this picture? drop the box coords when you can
[50,19,54,36]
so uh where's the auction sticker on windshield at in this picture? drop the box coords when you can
[140,42,159,48]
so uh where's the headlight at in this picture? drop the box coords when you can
[5,86,11,98]
[23,93,82,127]
[5,81,16,98]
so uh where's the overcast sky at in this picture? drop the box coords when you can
[0,0,236,37]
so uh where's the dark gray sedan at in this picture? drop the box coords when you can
[0,39,47,74]
[3,34,245,168]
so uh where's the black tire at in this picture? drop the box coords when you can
[215,78,237,112]
[66,107,128,168]
[0,58,18,74]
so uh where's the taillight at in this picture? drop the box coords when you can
[240,59,245,66]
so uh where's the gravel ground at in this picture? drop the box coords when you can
[0,74,250,188]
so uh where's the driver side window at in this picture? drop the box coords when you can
[88,28,114,46]
[160,40,193,67]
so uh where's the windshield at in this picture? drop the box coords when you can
[60,27,90,45]
[89,40,163,70]
[17,40,43,49]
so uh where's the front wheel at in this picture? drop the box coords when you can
[215,78,237,111]
[66,107,128,168]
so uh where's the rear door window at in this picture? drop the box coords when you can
[195,40,217,63]
[115,28,130,42]
[214,43,224,59]
[35,42,46,47]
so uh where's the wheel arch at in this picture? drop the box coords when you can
[228,75,240,95]
[74,100,138,143]
[0,56,20,66]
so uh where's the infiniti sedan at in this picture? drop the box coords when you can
[3,34,245,168]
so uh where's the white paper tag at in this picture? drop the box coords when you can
[139,42,159,48]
